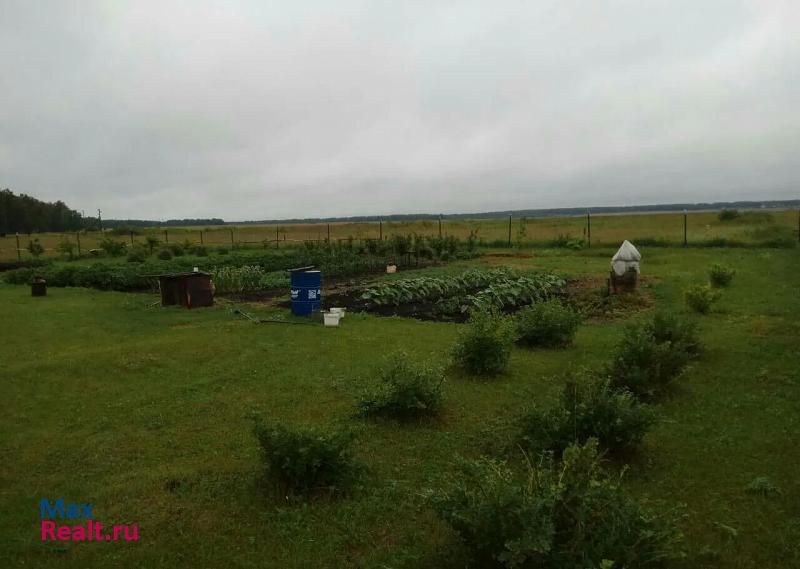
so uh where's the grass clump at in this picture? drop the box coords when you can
[514,300,581,348]
[609,313,701,398]
[357,352,444,420]
[518,373,654,456]
[252,422,362,497]
[427,440,685,569]
[709,263,735,287]
[684,284,720,314]
[453,309,516,376]
[745,477,781,497]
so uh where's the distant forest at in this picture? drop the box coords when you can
[1,187,797,232]
[0,189,86,234]
[0,189,225,234]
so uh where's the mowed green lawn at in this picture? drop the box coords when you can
[1,247,798,568]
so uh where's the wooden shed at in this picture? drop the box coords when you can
[156,271,214,308]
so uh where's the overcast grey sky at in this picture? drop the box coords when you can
[1,1,798,220]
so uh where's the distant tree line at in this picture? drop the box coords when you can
[101,218,226,228]
[0,188,87,234]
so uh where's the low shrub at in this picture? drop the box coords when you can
[427,440,685,569]
[27,239,45,258]
[608,313,700,398]
[99,237,127,257]
[519,373,654,456]
[453,309,516,376]
[515,300,581,348]
[167,243,185,256]
[157,248,174,261]
[216,246,229,255]
[718,208,740,221]
[709,263,735,287]
[126,248,147,263]
[684,284,720,314]
[252,422,361,496]
[191,245,209,257]
[357,352,444,420]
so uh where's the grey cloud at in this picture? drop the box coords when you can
[1,0,798,219]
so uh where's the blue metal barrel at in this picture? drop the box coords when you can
[290,270,321,316]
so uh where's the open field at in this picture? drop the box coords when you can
[2,209,798,260]
[1,246,799,568]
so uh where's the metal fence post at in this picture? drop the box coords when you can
[507,215,512,247]
[379,219,383,241]
[683,209,688,247]
[587,210,591,248]
[16,232,20,260]
[200,230,204,245]
[438,215,442,239]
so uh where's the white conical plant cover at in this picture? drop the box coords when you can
[611,240,641,276]
[612,240,641,262]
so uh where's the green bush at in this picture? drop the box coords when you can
[357,352,444,420]
[99,237,127,257]
[27,239,45,258]
[684,284,720,314]
[252,422,362,496]
[453,309,516,376]
[167,243,185,257]
[427,440,685,569]
[709,263,735,287]
[515,300,581,348]
[126,248,147,263]
[191,245,209,257]
[718,208,740,221]
[157,248,174,261]
[519,373,654,456]
[608,314,700,398]
[216,246,229,255]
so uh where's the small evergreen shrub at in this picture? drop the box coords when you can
[684,284,720,314]
[252,422,361,496]
[357,352,444,420]
[709,263,735,287]
[518,373,654,455]
[453,309,516,376]
[427,440,685,569]
[157,248,174,261]
[515,300,581,348]
[608,313,700,398]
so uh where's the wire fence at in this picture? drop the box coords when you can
[1,209,798,261]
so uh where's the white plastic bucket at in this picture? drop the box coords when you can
[323,312,341,327]
[329,307,346,318]
[386,265,397,274]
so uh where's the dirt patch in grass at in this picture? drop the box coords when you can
[566,276,655,321]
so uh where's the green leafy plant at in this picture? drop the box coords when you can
[709,263,735,287]
[453,309,516,376]
[27,239,45,258]
[252,422,362,497]
[518,373,654,455]
[126,248,147,263]
[357,352,444,420]
[56,239,76,260]
[426,440,685,569]
[745,477,780,497]
[608,313,701,398]
[157,248,174,261]
[684,284,720,314]
[515,300,581,348]
[718,208,740,221]
[191,245,209,257]
[145,235,160,255]
[99,237,127,257]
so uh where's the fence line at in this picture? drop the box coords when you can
[1,209,798,260]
